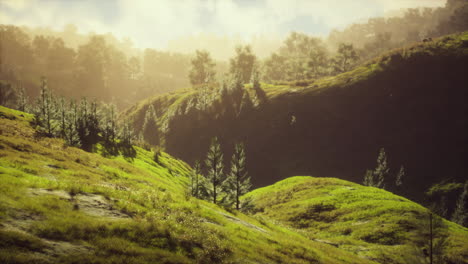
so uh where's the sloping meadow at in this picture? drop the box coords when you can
[0,106,376,264]
[245,176,468,264]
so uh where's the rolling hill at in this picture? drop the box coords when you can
[124,32,468,202]
[1,105,467,263]
[0,106,377,264]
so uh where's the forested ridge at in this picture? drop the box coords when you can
[125,32,468,211]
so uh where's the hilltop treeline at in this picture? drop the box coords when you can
[0,25,195,109]
[1,0,466,109]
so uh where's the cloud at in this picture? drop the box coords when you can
[0,0,446,52]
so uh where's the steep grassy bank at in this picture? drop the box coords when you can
[0,106,376,264]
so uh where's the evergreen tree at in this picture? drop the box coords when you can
[57,97,67,138]
[35,77,57,136]
[190,161,202,198]
[396,165,405,187]
[452,181,467,227]
[418,211,449,264]
[224,143,251,210]
[120,119,135,147]
[101,103,118,145]
[363,148,389,189]
[374,148,389,189]
[205,137,224,204]
[0,81,17,108]
[142,104,159,146]
[76,99,100,150]
[363,169,374,186]
[65,100,80,147]
[16,84,28,112]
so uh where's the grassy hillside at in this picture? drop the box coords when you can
[1,106,467,263]
[0,106,380,264]
[124,31,468,202]
[245,176,468,264]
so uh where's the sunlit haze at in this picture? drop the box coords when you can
[0,0,445,58]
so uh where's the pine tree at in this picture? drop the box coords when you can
[190,161,202,198]
[395,165,405,187]
[76,99,101,150]
[101,103,117,144]
[363,169,374,186]
[57,97,67,138]
[65,100,80,147]
[419,211,449,264]
[142,104,159,146]
[452,181,467,227]
[224,143,251,210]
[16,84,28,112]
[374,148,389,189]
[120,119,135,147]
[35,77,57,136]
[363,148,390,188]
[205,137,224,204]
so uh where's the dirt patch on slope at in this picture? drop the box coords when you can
[29,188,130,219]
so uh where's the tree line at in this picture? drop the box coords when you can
[0,25,194,109]
[10,76,140,157]
[2,1,466,110]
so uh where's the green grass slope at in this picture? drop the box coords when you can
[0,106,378,264]
[124,31,468,202]
[245,176,468,264]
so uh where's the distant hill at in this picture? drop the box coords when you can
[245,176,468,264]
[125,32,468,203]
[1,106,467,263]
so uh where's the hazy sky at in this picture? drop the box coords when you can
[1,0,445,51]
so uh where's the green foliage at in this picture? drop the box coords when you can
[101,102,118,145]
[16,85,28,112]
[452,181,468,227]
[416,212,450,264]
[120,119,135,147]
[396,165,405,187]
[189,161,202,199]
[224,143,251,210]
[34,77,57,136]
[76,99,100,151]
[204,137,224,204]
[363,148,389,189]
[331,43,359,74]
[229,45,257,83]
[264,32,329,82]
[189,50,216,87]
[363,169,374,187]
[0,81,17,108]
[141,104,160,146]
